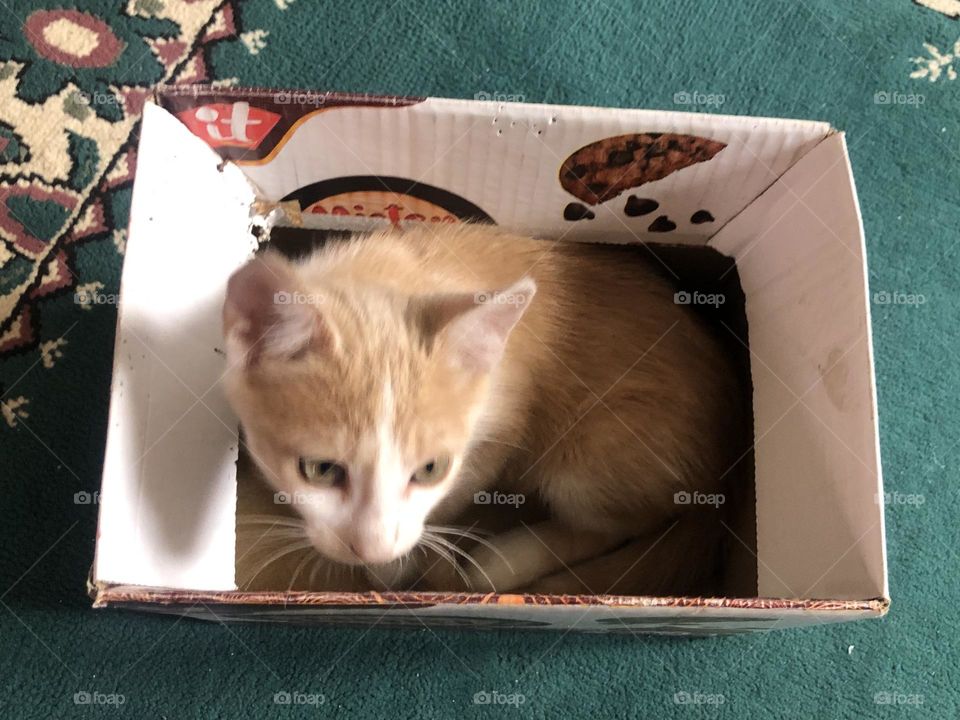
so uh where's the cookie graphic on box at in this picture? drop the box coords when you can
[559,133,726,206]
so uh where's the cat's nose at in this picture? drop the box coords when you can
[349,537,396,565]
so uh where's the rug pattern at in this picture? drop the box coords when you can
[0,0,238,425]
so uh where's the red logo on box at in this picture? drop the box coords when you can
[176,102,280,149]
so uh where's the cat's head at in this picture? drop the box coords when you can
[222,248,534,567]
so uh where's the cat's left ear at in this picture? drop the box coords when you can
[415,277,536,372]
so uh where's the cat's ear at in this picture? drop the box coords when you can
[416,277,536,372]
[223,251,336,366]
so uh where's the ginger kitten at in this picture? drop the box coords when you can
[224,224,746,595]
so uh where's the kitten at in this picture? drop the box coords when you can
[223,224,746,595]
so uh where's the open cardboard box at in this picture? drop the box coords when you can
[89,85,888,634]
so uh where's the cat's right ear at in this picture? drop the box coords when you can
[413,276,536,373]
[223,252,337,367]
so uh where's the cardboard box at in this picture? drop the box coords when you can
[89,85,888,634]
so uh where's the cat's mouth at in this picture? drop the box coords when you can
[308,528,412,567]
[346,542,401,566]
[311,540,379,567]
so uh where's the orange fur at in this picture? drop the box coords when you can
[225,223,745,594]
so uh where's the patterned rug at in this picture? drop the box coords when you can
[1,1,958,718]
[0,0,240,424]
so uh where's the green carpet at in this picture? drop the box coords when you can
[1,0,958,717]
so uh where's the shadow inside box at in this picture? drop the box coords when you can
[111,292,240,565]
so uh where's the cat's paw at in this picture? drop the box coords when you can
[462,552,525,593]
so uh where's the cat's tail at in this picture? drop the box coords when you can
[523,500,756,598]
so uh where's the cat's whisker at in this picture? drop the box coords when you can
[287,548,316,593]
[237,529,309,568]
[426,535,478,590]
[242,540,314,588]
[237,512,304,521]
[424,533,496,590]
[420,536,472,588]
[238,531,309,552]
[237,526,306,537]
[237,527,307,537]
[427,524,494,537]
[426,525,514,573]
[363,563,393,589]
[237,515,305,528]
[308,554,322,589]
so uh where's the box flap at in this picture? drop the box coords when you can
[94,102,256,590]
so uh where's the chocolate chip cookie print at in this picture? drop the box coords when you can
[558,132,726,233]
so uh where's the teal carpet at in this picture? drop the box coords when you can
[1,1,958,717]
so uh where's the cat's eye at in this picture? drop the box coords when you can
[298,458,348,487]
[410,455,452,486]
